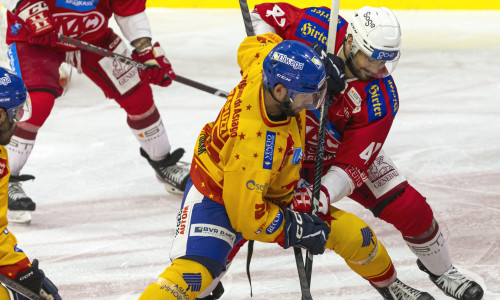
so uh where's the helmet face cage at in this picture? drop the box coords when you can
[0,67,31,123]
[347,6,401,77]
[263,40,327,110]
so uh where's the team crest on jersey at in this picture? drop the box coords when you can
[366,80,387,122]
[56,0,98,12]
[263,131,276,170]
[54,12,105,37]
[0,158,7,179]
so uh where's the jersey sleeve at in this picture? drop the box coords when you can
[111,0,146,17]
[237,33,282,72]
[252,3,304,40]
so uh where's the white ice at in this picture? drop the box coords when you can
[6,8,500,300]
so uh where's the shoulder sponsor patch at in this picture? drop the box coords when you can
[56,0,98,11]
[291,147,303,165]
[382,76,399,116]
[295,19,328,49]
[263,131,276,169]
[266,210,283,234]
[366,80,387,122]
[191,224,236,247]
[347,87,363,107]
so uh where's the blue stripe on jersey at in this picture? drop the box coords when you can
[265,210,283,234]
[366,79,387,122]
[263,131,276,170]
[383,76,399,116]
[56,0,98,11]
[7,43,22,78]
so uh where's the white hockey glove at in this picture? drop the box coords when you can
[290,178,331,216]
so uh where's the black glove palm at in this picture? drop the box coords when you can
[311,42,346,95]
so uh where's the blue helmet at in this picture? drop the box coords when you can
[0,67,31,122]
[263,40,326,105]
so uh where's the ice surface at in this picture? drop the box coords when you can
[6,8,500,300]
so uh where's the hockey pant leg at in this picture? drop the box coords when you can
[140,180,243,299]
[77,31,172,161]
[324,206,396,287]
[139,258,213,300]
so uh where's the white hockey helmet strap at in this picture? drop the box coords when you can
[347,6,401,76]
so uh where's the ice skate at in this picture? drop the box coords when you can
[8,175,36,224]
[375,278,434,300]
[140,147,190,194]
[417,259,484,300]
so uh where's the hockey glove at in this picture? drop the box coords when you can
[282,208,330,255]
[15,259,62,300]
[311,42,346,95]
[132,41,177,87]
[15,0,58,47]
[291,178,331,216]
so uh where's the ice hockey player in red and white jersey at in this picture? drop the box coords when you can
[0,0,190,224]
[248,3,483,300]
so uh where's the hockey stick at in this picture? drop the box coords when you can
[238,2,313,298]
[0,274,42,300]
[303,0,341,290]
[57,34,229,98]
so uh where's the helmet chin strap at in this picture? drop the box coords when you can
[267,86,296,118]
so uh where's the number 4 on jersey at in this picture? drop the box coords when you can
[360,142,382,163]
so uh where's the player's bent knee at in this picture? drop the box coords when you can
[326,207,377,261]
[378,185,434,236]
[139,258,214,300]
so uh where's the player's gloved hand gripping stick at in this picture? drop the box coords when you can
[57,34,229,98]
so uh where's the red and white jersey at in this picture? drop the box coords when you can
[253,3,399,187]
[5,0,146,51]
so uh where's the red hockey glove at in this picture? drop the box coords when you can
[15,0,58,47]
[132,42,177,87]
[291,178,331,216]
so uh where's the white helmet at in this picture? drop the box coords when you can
[346,6,401,77]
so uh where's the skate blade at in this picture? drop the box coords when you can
[7,210,32,224]
[163,183,184,195]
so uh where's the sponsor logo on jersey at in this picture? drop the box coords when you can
[366,81,387,122]
[54,12,105,37]
[296,19,328,49]
[265,210,283,234]
[246,180,269,193]
[347,87,363,107]
[383,76,399,116]
[371,49,399,61]
[272,52,304,70]
[10,22,22,35]
[56,0,98,12]
[182,273,202,292]
[291,147,303,165]
[305,7,331,24]
[263,131,276,169]
[0,158,7,179]
[175,205,190,236]
[191,224,236,247]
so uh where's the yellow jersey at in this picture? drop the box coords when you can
[190,33,306,243]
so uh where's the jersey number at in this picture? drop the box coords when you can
[360,142,382,164]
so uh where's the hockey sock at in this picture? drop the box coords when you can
[404,220,452,275]
[127,106,171,161]
[6,134,36,176]
[139,258,213,300]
